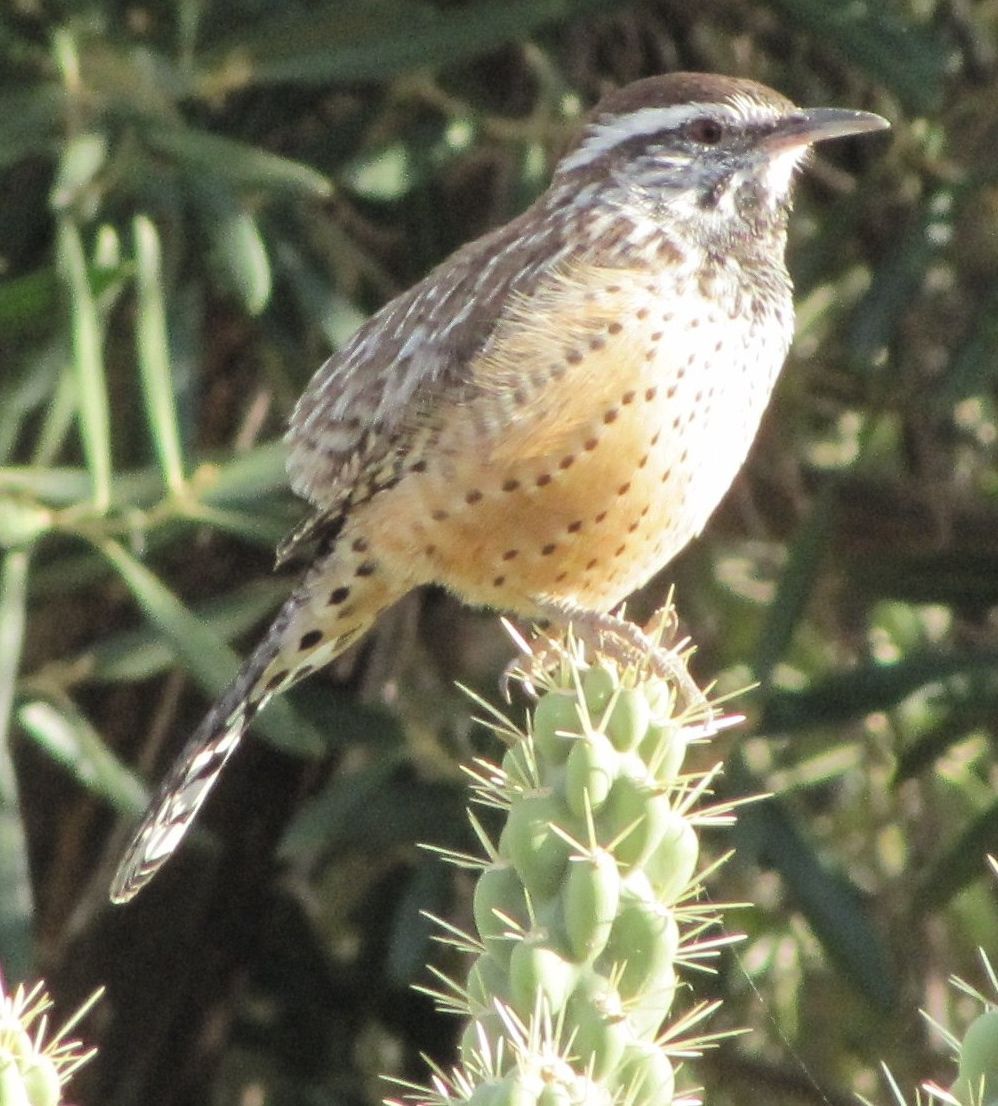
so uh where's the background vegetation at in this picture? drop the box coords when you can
[1,0,996,1103]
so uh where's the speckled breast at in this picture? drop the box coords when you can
[356,263,792,617]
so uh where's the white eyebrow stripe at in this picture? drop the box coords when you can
[558,98,782,174]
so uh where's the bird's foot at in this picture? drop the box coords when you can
[498,620,566,701]
[500,603,713,723]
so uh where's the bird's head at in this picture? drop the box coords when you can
[555,72,889,252]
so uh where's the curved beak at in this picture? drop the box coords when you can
[768,107,891,151]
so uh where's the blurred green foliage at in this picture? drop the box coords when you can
[0,1,996,1104]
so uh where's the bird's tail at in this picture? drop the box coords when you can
[110,542,394,903]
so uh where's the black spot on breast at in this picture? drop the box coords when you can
[266,670,289,692]
[329,586,351,605]
[300,630,323,650]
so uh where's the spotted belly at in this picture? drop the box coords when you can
[359,336,782,614]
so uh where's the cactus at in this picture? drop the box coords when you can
[863,858,998,1106]
[391,619,745,1106]
[0,980,102,1106]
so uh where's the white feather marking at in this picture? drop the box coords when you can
[559,97,784,175]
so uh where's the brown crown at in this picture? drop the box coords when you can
[588,72,797,122]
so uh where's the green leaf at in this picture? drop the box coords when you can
[0,497,52,549]
[386,863,449,987]
[753,490,836,685]
[183,502,295,548]
[916,800,998,909]
[761,648,998,733]
[275,240,367,350]
[279,759,461,858]
[847,190,953,372]
[30,363,79,467]
[56,218,113,512]
[197,0,633,87]
[18,700,147,815]
[146,125,332,198]
[191,187,272,315]
[134,214,186,492]
[0,264,128,339]
[734,783,894,1008]
[50,131,108,211]
[932,284,998,409]
[199,440,291,504]
[893,710,988,784]
[341,142,418,202]
[763,0,947,112]
[0,82,62,170]
[850,550,998,607]
[0,442,289,511]
[0,464,164,508]
[0,548,35,979]
[0,345,62,465]
[80,577,290,684]
[98,540,325,757]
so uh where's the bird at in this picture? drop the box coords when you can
[110,72,888,903]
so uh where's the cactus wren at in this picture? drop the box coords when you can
[110,72,887,902]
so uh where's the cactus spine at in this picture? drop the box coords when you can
[392,622,744,1106]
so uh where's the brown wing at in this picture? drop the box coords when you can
[284,205,565,545]
[282,190,669,564]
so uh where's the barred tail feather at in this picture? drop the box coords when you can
[110,546,393,903]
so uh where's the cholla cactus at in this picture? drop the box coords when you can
[0,979,101,1106]
[871,858,998,1106]
[392,616,745,1106]
[928,885,998,1106]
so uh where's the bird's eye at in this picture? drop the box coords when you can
[688,117,724,145]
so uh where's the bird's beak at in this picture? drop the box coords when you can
[767,107,891,151]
